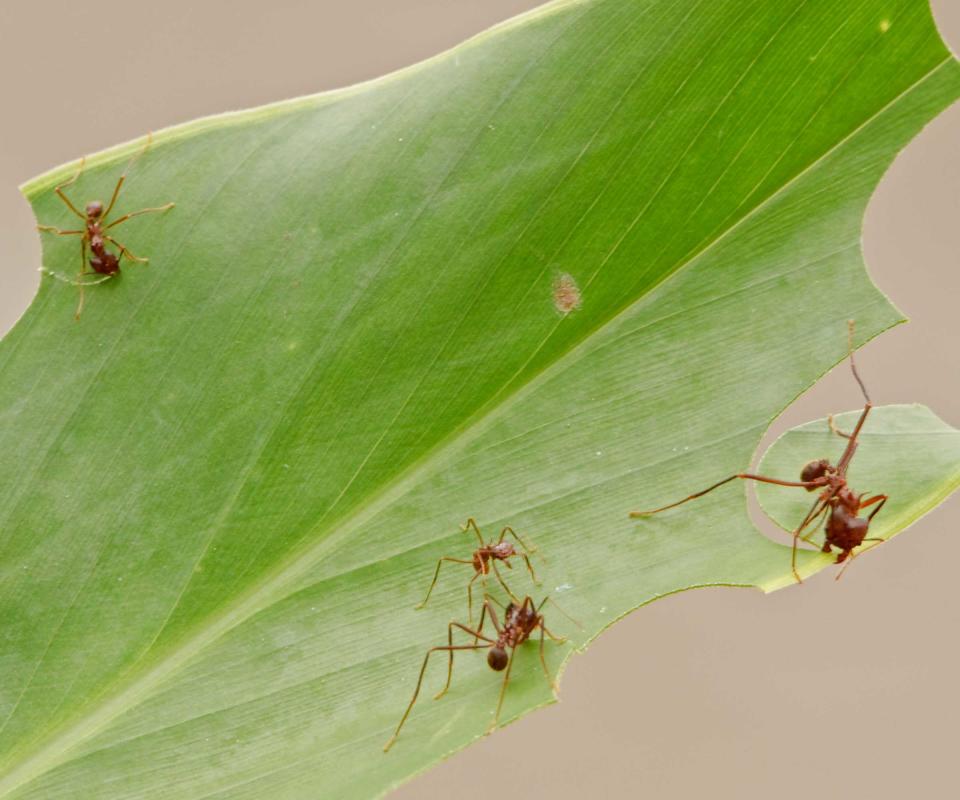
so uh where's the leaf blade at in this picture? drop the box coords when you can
[1,0,958,797]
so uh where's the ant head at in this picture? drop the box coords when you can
[487,646,508,671]
[86,200,104,219]
[800,459,832,489]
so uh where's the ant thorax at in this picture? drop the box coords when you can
[473,542,515,572]
[490,542,515,559]
[504,602,539,640]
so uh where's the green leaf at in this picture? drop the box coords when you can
[1,0,958,797]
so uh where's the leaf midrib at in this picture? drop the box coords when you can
[0,50,951,800]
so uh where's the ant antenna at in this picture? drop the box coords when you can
[847,319,870,405]
[539,595,583,630]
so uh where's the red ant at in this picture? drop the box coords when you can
[417,518,540,621]
[630,321,888,583]
[383,594,566,752]
[37,134,174,319]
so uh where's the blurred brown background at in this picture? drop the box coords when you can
[1,2,957,798]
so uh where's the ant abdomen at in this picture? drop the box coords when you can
[90,251,120,275]
[487,647,509,671]
[826,505,869,552]
[800,459,831,488]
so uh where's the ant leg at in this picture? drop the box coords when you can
[461,517,485,547]
[520,553,540,586]
[102,175,126,222]
[484,593,506,610]
[859,494,888,521]
[484,596,504,636]
[835,559,854,581]
[490,561,519,604]
[836,427,865,476]
[416,557,472,610]
[39,237,110,304]
[501,526,544,574]
[474,594,495,644]
[489,647,516,733]
[835,538,885,581]
[435,621,495,700]
[795,493,830,545]
[54,159,87,220]
[102,133,156,220]
[846,319,871,405]
[436,624,457,700]
[103,235,148,263]
[538,623,559,691]
[630,473,826,517]
[473,595,492,644]
[383,641,490,752]
[540,624,567,644]
[103,202,175,230]
[539,595,581,632]
[499,525,537,555]
[791,495,833,583]
[836,322,873,475]
[76,239,89,320]
[37,226,83,236]
[466,571,483,624]
[39,269,112,287]
[828,414,852,440]
[37,236,93,306]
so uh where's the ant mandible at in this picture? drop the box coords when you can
[383,594,565,752]
[37,134,174,319]
[417,517,540,622]
[630,321,888,583]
